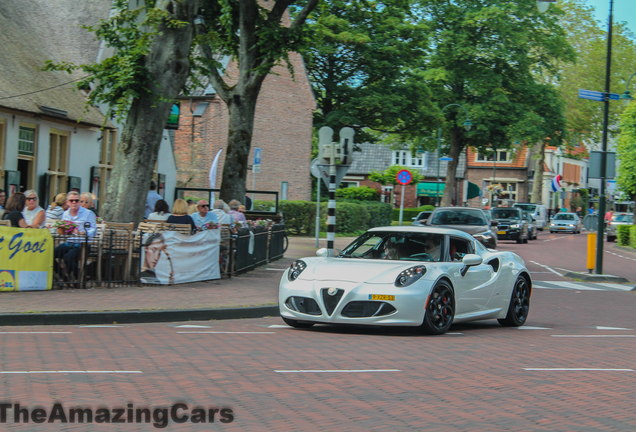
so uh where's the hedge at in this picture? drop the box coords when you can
[279,200,393,235]
[617,225,631,246]
[631,225,636,249]
[392,205,436,222]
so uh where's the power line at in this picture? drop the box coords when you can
[0,75,93,101]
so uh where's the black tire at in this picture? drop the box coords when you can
[516,237,522,244]
[498,276,530,327]
[607,236,615,243]
[420,280,454,335]
[282,317,314,328]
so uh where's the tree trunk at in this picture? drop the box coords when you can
[219,86,262,204]
[531,140,546,204]
[101,0,199,223]
[440,128,463,207]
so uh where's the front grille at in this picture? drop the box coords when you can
[321,288,345,316]
[498,225,509,230]
[341,301,397,318]
[285,297,322,315]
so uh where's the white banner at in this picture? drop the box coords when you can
[140,229,220,284]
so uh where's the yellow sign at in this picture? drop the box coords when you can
[0,227,53,291]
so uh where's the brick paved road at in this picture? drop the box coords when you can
[1,288,635,431]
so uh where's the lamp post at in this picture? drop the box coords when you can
[621,72,635,105]
[437,104,472,206]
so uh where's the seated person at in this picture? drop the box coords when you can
[381,241,403,260]
[148,199,171,221]
[423,237,442,262]
[166,199,196,233]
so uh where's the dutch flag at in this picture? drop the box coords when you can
[551,174,562,192]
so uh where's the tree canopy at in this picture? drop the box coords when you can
[616,101,636,215]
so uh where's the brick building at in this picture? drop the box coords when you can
[173,52,316,203]
[344,143,468,208]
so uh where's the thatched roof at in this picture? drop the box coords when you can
[0,0,113,127]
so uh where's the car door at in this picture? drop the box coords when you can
[447,236,495,315]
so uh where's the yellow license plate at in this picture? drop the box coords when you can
[369,294,395,301]
[497,231,506,235]
[558,227,566,230]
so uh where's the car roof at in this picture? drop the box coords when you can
[368,225,475,240]
[431,206,485,212]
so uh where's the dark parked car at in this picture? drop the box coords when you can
[523,213,538,240]
[427,207,498,249]
[491,207,529,244]
[411,211,433,226]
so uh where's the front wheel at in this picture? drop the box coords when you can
[282,317,315,328]
[420,281,454,335]
[498,276,530,327]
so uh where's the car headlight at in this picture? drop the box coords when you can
[510,224,520,229]
[395,265,426,287]
[550,223,556,226]
[568,224,574,227]
[288,260,307,282]
[474,231,493,239]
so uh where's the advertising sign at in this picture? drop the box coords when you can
[140,229,220,284]
[0,227,53,291]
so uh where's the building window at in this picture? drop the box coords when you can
[476,150,510,163]
[97,129,118,205]
[381,185,393,204]
[391,150,428,168]
[492,181,518,201]
[18,126,36,156]
[340,181,360,188]
[48,129,70,197]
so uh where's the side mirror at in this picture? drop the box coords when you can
[491,220,499,226]
[316,248,329,257]
[461,254,483,276]
[412,217,417,221]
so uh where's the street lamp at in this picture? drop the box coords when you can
[621,72,635,106]
[536,0,556,13]
[436,104,472,206]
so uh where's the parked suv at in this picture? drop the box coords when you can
[606,213,634,242]
[513,203,547,230]
[491,207,529,244]
[427,207,497,249]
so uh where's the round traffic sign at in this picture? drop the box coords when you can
[396,169,412,185]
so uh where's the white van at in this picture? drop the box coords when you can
[513,203,547,230]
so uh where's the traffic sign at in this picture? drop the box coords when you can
[578,89,621,102]
[396,170,412,185]
[254,147,261,165]
[440,157,453,161]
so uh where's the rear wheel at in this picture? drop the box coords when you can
[282,317,315,328]
[498,276,530,327]
[420,281,454,335]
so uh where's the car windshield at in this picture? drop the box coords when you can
[613,214,633,222]
[339,231,445,262]
[431,210,486,226]
[492,209,521,220]
[515,204,537,213]
[554,214,575,220]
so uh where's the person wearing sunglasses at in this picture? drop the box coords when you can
[54,191,97,277]
[23,189,46,228]
[80,192,99,217]
[190,199,218,230]
[1,192,28,228]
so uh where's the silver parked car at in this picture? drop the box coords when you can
[549,212,582,234]
[606,213,634,242]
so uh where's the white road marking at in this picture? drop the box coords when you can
[266,268,287,271]
[552,335,636,338]
[0,332,72,334]
[596,326,633,330]
[275,369,401,373]
[529,261,562,276]
[174,325,212,328]
[524,368,633,372]
[555,281,602,291]
[519,326,552,330]
[597,283,634,291]
[177,331,275,334]
[0,371,142,374]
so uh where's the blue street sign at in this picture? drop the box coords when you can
[396,169,412,185]
[254,147,261,165]
[578,89,604,101]
[579,89,621,102]
[440,157,453,161]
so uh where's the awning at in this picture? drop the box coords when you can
[417,182,445,197]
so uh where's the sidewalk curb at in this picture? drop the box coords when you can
[563,272,630,284]
[0,305,279,327]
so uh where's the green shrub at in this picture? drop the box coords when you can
[393,208,423,222]
[335,186,379,201]
[418,205,436,211]
[361,202,393,228]
[280,201,317,235]
[617,225,631,246]
[631,225,636,249]
[321,202,370,234]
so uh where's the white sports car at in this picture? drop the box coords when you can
[279,226,531,335]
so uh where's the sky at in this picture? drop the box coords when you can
[584,0,636,37]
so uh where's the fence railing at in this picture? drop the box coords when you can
[52,224,287,289]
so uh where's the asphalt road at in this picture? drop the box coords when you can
[494,229,636,282]
[1,286,635,431]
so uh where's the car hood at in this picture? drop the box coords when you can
[552,220,575,224]
[430,224,489,235]
[494,218,521,224]
[296,257,418,284]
